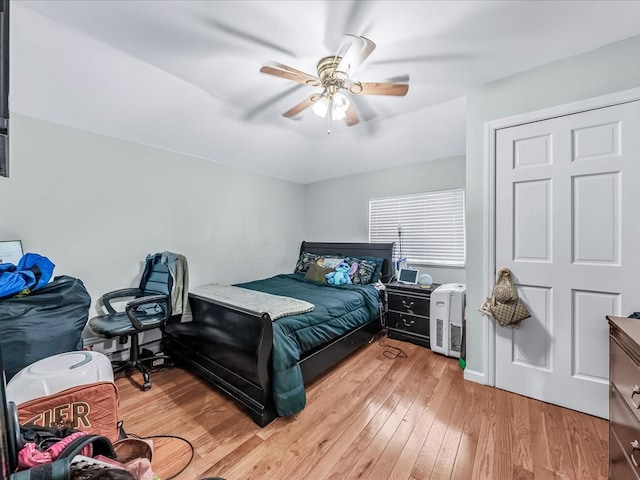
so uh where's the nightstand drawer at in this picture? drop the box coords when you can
[387,311,430,337]
[388,293,430,317]
[612,336,640,422]
[610,384,640,479]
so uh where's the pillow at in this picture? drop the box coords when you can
[294,252,319,274]
[356,256,385,283]
[320,256,345,269]
[344,257,378,285]
[304,263,334,285]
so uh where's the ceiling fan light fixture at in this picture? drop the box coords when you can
[311,92,350,120]
[311,96,330,118]
[331,92,350,120]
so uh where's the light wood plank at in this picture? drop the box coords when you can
[449,381,483,479]
[324,349,425,479]
[364,374,439,480]
[300,344,425,480]
[510,392,534,477]
[493,388,514,480]
[342,355,433,479]
[428,373,469,480]
[470,385,498,480]
[386,362,458,480]
[410,365,464,479]
[561,408,608,480]
[239,350,390,479]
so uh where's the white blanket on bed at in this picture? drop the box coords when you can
[190,283,315,320]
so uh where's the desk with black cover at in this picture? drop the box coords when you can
[162,241,393,427]
[0,276,90,380]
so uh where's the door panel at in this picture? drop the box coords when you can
[573,121,620,161]
[513,180,551,261]
[495,100,640,419]
[572,172,620,264]
[572,289,619,381]
[514,134,552,168]
[511,285,551,370]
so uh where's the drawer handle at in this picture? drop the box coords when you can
[632,440,640,468]
[632,385,640,409]
[402,300,415,309]
[402,317,415,327]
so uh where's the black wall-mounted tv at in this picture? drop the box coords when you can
[0,0,9,178]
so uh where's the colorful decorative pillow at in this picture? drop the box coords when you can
[344,257,378,285]
[294,252,319,274]
[356,256,385,283]
[304,263,334,285]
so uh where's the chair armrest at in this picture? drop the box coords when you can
[125,294,170,331]
[102,288,144,314]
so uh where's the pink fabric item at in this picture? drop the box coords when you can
[18,431,92,468]
[124,457,155,480]
[348,262,359,276]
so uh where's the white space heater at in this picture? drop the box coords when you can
[430,283,466,357]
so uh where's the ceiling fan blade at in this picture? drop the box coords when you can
[383,74,410,84]
[344,104,360,127]
[323,1,372,52]
[350,82,409,96]
[260,61,322,87]
[349,95,377,123]
[244,84,303,120]
[368,52,472,67]
[282,94,322,118]
[202,18,298,57]
[335,35,376,78]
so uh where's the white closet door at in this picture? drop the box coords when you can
[495,100,640,418]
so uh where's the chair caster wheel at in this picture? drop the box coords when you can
[142,382,151,391]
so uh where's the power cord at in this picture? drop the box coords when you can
[376,329,408,359]
[379,339,408,359]
[125,433,194,480]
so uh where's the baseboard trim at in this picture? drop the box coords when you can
[463,368,486,385]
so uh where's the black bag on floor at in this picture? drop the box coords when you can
[0,276,91,380]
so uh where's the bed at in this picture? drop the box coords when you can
[162,241,394,427]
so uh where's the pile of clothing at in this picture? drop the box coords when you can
[17,425,156,480]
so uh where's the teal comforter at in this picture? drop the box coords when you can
[236,273,380,416]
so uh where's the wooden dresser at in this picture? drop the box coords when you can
[608,315,640,479]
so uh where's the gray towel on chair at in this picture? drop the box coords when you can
[160,251,190,319]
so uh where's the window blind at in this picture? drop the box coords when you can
[369,188,466,267]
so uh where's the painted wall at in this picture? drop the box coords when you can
[465,34,640,382]
[0,114,305,340]
[304,155,466,285]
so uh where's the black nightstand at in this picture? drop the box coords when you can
[385,281,439,348]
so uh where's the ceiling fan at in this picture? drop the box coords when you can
[259,35,409,131]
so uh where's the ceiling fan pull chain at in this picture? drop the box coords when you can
[327,98,333,135]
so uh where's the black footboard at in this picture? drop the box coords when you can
[163,294,277,426]
[163,293,382,427]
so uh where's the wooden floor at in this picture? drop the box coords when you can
[115,336,609,480]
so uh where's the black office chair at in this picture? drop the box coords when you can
[88,253,174,391]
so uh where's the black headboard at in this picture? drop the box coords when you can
[299,241,395,283]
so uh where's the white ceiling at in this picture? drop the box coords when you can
[12,1,640,184]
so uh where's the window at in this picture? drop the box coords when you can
[369,188,465,267]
